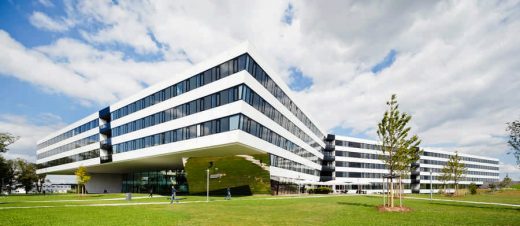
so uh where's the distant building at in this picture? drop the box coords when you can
[35,43,500,194]
[42,184,73,193]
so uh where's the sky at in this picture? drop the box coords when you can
[0,0,519,180]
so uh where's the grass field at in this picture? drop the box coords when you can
[0,191,519,226]
[406,189,520,205]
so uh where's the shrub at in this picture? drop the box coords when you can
[488,183,497,192]
[468,183,477,195]
[307,187,332,194]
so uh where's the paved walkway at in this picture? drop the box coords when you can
[1,194,518,210]
[20,195,167,203]
[0,195,335,210]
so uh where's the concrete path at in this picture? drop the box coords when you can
[1,194,518,210]
[0,194,335,210]
[20,195,167,203]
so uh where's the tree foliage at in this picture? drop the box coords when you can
[500,175,512,189]
[0,156,16,194]
[15,159,38,194]
[441,151,466,195]
[377,94,421,208]
[0,133,18,153]
[75,166,91,194]
[506,119,520,167]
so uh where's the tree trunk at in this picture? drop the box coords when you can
[390,177,394,207]
[399,177,402,208]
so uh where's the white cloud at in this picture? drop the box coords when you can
[499,163,520,181]
[38,0,54,8]
[0,31,191,105]
[1,0,520,168]
[29,11,69,32]
[0,114,65,162]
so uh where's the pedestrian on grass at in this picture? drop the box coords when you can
[149,188,153,198]
[225,187,231,200]
[170,186,177,204]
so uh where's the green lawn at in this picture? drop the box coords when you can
[406,189,520,205]
[0,192,519,226]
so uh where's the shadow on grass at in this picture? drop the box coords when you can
[429,202,520,211]
[337,202,377,208]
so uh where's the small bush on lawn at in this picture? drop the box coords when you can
[469,183,478,195]
[307,187,332,194]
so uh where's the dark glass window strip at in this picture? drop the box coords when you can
[110,55,248,121]
[423,151,498,165]
[270,154,319,176]
[335,140,382,151]
[336,151,383,160]
[336,172,387,178]
[37,135,99,159]
[420,167,498,176]
[113,114,320,166]
[111,54,324,143]
[240,86,321,152]
[336,141,498,166]
[420,159,499,171]
[335,161,387,169]
[244,55,324,140]
[112,84,322,157]
[238,114,320,164]
[37,149,100,169]
[37,119,99,149]
[420,175,499,182]
[112,85,242,137]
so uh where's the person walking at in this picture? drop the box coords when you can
[170,185,177,204]
[149,187,153,198]
[225,187,231,200]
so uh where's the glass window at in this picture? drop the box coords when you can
[229,115,240,130]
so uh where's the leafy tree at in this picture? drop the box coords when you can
[75,166,91,195]
[15,159,38,194]
[506,119,520,167]
[377,94,421,208]
[444,151,466,195]
[500,175,512,189]
[0,157,16,194]
[0,133,18,153]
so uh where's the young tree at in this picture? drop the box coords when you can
[377,94,421,208]
[500,175,512,189]
[75,166,91,195]
[506,119,520,167]
[15,159,38,194]
[438,165,452,193]
[446,151,466,195]
[0,133,18,153]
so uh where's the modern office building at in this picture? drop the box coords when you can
[36,43,499,194]
[333,135,500,193]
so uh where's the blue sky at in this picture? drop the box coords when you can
[0,0,518,179]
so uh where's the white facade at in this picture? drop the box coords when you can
[35,43,499,194]
[333,135,499,194]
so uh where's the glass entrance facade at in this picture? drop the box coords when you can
[121,170,188,194]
